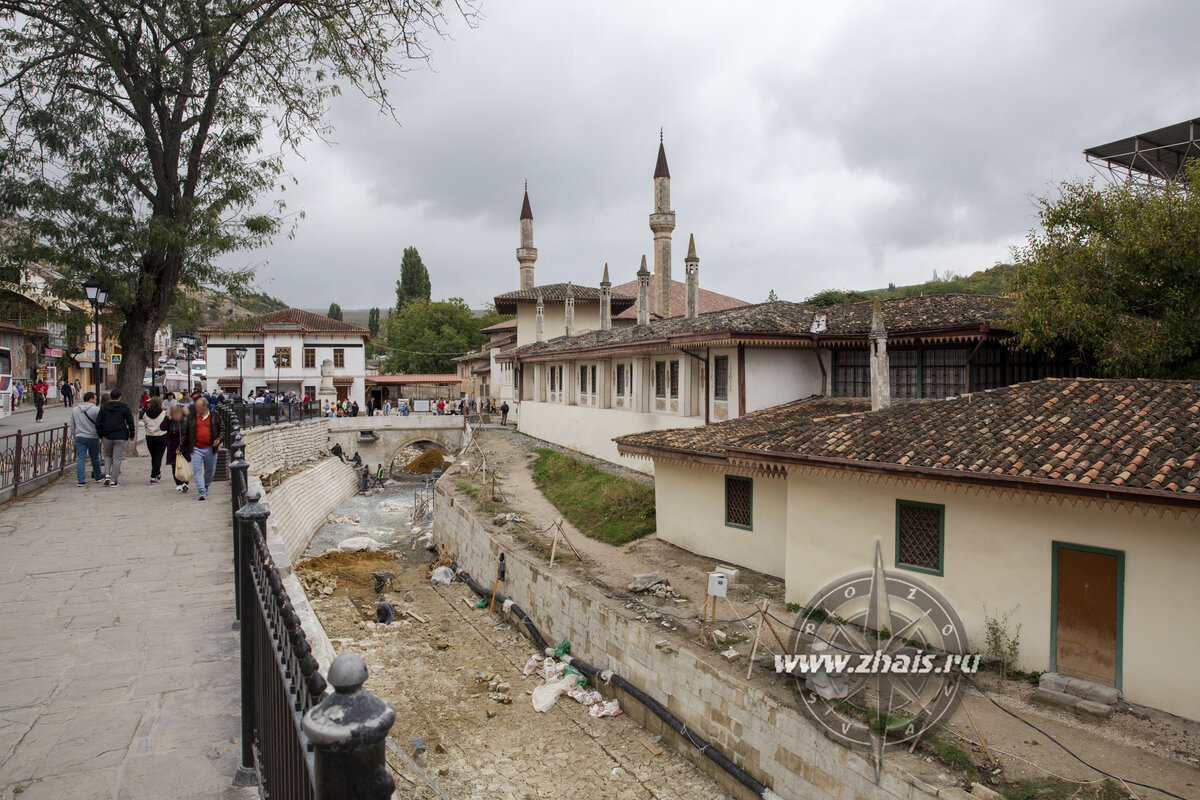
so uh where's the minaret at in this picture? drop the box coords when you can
[564,282,575,338]
[869,299,891,411]
[684,233,699,320]
[649,130,676,317]
[535,293,545,343]
[600,263,612,331]
[636,255,651,327]
[517,182,538,290]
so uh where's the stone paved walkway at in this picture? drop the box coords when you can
[0,449,257,799]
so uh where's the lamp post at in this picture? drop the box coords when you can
[272,352,281,396]
[235,345,247,399]
[82,278,108,400]
[179,333,196,395]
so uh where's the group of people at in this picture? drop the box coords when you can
[324,398,361,417]
[69,389,223,500]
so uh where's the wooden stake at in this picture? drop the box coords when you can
[488,576,500,616]
[746,601,767,680]
[959,692,996,766]
[760,608,790,654]
[548,524,559,568]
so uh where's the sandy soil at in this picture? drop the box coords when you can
[439,426,1200,800]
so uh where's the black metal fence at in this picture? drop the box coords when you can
[226,399,323,431]
[0,424,74,494]
[220,408,396,799]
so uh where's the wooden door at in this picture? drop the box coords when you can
[1054,545,1121,687]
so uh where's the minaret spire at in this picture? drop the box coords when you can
[517,183,537,289]
[685,233,699,320]
[600,263,612,331]
[636,255,651,327]
[649,132,676,316]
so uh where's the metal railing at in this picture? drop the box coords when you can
[220,407,396,799]
[0,424,73,493]
[226,399,323,430]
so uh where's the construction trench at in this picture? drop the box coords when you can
[296,483,734,800]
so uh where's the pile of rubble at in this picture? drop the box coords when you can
[626,571,679,599]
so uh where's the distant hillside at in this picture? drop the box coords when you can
[805,264,1015,307]
[168,287,288,332]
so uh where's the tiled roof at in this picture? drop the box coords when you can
[480,318,517,333]
[609,279,748,320]
[365,374,460,385]
[452,350,486,362]
[620,379,1200,504]
[199,308,369,336]
[616,397,869,459]
[509,294,1012,360]
[494,283,635,313]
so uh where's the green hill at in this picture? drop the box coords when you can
[805,264,1015,307]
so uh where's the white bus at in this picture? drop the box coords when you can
[0,347,12,419]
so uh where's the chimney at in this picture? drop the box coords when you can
[564,282,575,338]
[684,233,699,320]
[535,293,545,343]
[869,299,890,411]
[600,263,612,331]
[636,255,651,327]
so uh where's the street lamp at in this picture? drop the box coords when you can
[179,333,196,395]
[272,352,281,396]
[82,278,108,400]
[234,345,247,398]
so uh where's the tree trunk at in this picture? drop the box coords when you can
[115,254,178,456]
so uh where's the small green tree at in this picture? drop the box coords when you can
[327,302,344,321]
[368,307,381,337]
[395,246,432,309]
[766,289,779,302]
[1012,164,1200,378]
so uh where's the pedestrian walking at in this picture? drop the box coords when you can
[96,389,136,486]
[437,398,445,415]
[142,396,168,483]
[60,380,73,407]
[164,403,191,493]
[500,401,510,425]
[33,381,46,421]
[185,396,223,501]
[69,391,103,486]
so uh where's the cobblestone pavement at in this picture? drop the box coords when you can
[0,452,256,799]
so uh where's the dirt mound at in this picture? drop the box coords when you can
[296,550,400,611]
[402,447,445,474]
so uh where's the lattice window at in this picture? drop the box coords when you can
[616,363,625,396]
[580,364,588,394]
[590,366,597,396]
[922,348,967,399]
[274,347,292,368]
[654,361,666,398]
[972,346,1005,391]
[725,476,753,529]
[896,501,943,574]
[889,350,919,399]
[669,360,679,398]
[713,356,729,400]
[832,349,868,397]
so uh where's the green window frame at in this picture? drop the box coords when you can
[894,500,944,575]
[713,355,729,400]
[724,475,753,530]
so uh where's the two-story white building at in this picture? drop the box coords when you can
[200,308,369,405]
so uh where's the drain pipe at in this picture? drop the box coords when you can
[452,565,780,799]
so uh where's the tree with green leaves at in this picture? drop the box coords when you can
[766,289,779,302]
[367,307,381,337]
[327,302,343,321]
[395,246,432,309]
[1012,164,1200,378]
[804,288,871,307]
[0,0,474,401]
[383,297,481,374]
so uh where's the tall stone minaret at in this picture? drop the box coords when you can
[636,255,651,327]
[649,131,676,317]
[517,182,538,290]
[684,233,699,320]
[600,263,612,331]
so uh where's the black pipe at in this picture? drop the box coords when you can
[451,564,776,799]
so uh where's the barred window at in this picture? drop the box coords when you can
[713,356,729,400]
[922,349,967,399]
[616,363,626,396]
[669,360,679,398]
[896,501,944,574]
[304,348,316,369]
[889,350,919,399]
[725,476,753,529]
[833,349,869,397]
[654,361,666,398]
[972,346,1005,391]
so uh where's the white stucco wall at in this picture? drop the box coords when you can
[515,303,603,346]
[205,333,366,405]
[653,461,787,578]
[743,349,825,413]
[517,400,704,473]
[783,470,1200,719]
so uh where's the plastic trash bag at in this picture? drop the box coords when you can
[567,687,603,706]
[522,654,541,676]
[429,566,454,585]
[531,676,574,712]
[541,658,566,681]
[337,536,385,552]
[588,699,622,718]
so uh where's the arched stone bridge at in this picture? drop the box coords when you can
[325,415,467,467]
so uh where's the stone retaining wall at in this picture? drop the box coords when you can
[259,457,359,563]
[433,479,964,800]
[241,418,331,479]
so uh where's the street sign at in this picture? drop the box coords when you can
[109,353,122,365]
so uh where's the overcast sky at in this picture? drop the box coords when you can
[223,0,1200,311]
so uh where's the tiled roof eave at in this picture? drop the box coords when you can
[722,447,1200,511]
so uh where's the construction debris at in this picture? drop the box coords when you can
[337,536,386,552]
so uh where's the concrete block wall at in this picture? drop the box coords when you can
[259,457,359,563]
[241,418,332,479]
[433,481,956,800]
